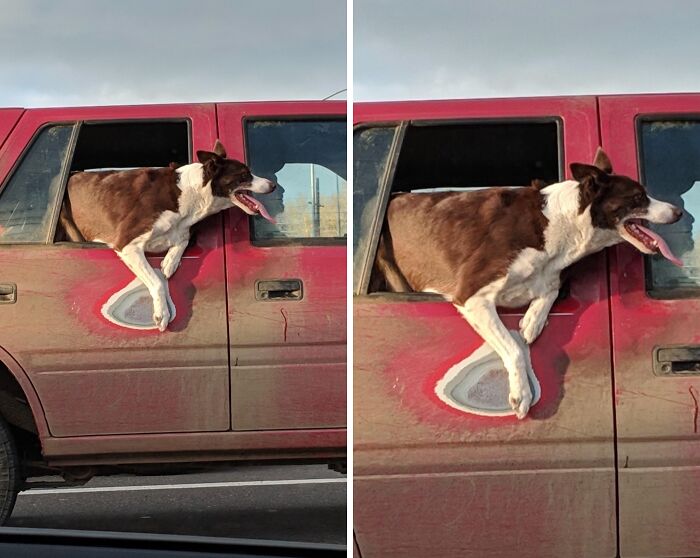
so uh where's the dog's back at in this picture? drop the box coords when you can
[377,185,548,304]
[60,167,181,249]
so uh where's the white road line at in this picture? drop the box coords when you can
[19,477,347,496]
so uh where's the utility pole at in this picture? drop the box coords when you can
[310,165,321,237]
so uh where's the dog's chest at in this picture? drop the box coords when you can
[495,247,562,306]
[140,185,229,252]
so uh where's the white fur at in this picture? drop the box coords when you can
[116,163,236,331]
[644,196,678,223]
[618,195,680,253]
[451,180,624,418]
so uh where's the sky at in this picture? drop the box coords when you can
[0,0,346,107]
[354,0,700,101]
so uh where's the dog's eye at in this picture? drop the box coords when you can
[634,193,646,204]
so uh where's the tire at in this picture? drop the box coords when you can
[0,416,20,524]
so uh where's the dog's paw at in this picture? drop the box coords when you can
[509,383,533,420]
[153,305,171,332]
[161,260,178,279]
[519,314,547,345]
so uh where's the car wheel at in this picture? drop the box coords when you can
[0,416,20,524]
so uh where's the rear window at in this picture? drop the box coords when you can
[639,119,700,297]
[245,119,347,244]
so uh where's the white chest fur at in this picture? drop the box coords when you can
[138,163,232,253]
[495,180,620,307]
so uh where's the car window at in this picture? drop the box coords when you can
[245,120,346,243]
[359,120,561,294]
[53,120,190,243]
[0,124,76,244]
[353,125,400,292]
[639,119,700,295]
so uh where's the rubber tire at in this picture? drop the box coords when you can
[0,416,20,525]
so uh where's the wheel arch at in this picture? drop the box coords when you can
[0,344,49,440]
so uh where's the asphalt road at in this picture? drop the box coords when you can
[7,464,346,545]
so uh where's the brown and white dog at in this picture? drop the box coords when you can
[376,148,683,418]
[60,140,275,331]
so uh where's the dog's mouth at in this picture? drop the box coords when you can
[234,191,276,223]
[621,218,682,266]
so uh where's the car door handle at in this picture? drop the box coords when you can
[255,279,303,301]
[654,346,700,375]
[0,283,16,304]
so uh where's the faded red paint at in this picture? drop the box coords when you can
[600,93,700,557]
[354,96,618,558]
[0,101,346,464]
[355,94,700,558]
[217,101,346,431]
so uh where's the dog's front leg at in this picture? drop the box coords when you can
[117,244,171,332]
[457,296,533,419]
[161,238,188,279]
[519,290,558,345]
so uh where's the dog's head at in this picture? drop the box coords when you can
[197,140,276,222]
[573,148,683,266]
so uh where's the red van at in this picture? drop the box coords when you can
[0,101,347,522]
[353,94,700,558]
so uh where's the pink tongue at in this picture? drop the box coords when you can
[636,224,683,267]
[240,193,276,224]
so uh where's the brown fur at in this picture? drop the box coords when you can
[377,185,548,305]
[62,167,181,251]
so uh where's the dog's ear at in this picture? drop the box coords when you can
[213,139,227,159]
[197,149,217,164]
[571,162,608,184]
[572,163,608,210]
[197,149,223,180]
[592,147,613,173]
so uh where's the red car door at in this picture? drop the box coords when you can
[354,97,618,557]
[0,104,230,439]
[600,93,700,557]
[217,102,347,433]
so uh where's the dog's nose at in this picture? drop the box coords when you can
[670,206,683,223]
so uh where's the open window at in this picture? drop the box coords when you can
[0,119,191,245]
[57,120,190,243]
[354,119,561,295]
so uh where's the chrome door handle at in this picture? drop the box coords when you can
[0,284,16,304]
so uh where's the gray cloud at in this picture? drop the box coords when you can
[355,0,700,100]
[0,0,346,107]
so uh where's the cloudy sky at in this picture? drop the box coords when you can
[355,0,700,101]
[0,0,346,107]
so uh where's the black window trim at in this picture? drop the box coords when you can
[636,113,700,299]
[353,121,406,296]
[354,115,564,299]
[242,114,347,248]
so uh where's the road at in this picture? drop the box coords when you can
[7,464,346,545]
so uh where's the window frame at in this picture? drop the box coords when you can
[242,115,347,248]
[354,116,564,299]
[636,113,700,300]
[0,117,193,248]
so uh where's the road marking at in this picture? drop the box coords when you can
[19,477,346,496]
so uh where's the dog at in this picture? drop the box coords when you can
[375,148,683,418]
[59,140,275,332]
